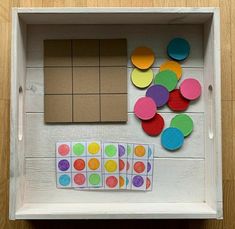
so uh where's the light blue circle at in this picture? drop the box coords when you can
[59,174,71,186]
[148,147,152,157]
[161,127,184,151]
[126,177,129,186]
[167,38,190,61]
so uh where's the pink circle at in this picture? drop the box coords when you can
[134,97,156,120]
[58,144,70,156]
[74,173,86,185]
[180,78,202,100]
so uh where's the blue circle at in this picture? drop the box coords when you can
[59,174,71,186]
[167,38,190,61]
[148,147,152,157]
[161,127,184,151]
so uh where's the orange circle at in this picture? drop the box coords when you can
[88,158,100,170]
[119,159,125,171]
[73,159,85,171]
[159,60,182,80]
[119,176,125,188]
[134,161,145,173]
[131,47,155,70]
[134,145,146,157]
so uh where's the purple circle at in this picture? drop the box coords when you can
[147,162,151,173]
[118,145,125,157]
[132,175,144,187]
[146,85,169,107]
[58,159,70,171]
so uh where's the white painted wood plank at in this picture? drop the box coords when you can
[26,24,203,68]
[25,113,204,158]
[24,158,204,204]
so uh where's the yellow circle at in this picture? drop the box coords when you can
[134,145,146,157]
[131,68,153,89]
[88,142,100,154]
[159,60,182,80]
[104,160,117,172]
[119,176,125,188]
[88,158,100,170]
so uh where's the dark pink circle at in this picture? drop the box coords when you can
[180,78,202,100]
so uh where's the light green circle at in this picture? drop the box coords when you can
[131,68,153,88]
[170,114,194,137]
[154,70,178,91]
[127,145,131,155]
[89,173,101,185]
[105,144,117,157]
[73,143,85,156]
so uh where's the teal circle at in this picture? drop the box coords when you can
[154,70,178,91]
[105,144,117,157]
[73,143,85,156]
[126,177,129,185]
[59,174,71,186]
[148,147,152,157]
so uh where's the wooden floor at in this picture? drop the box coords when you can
[0,0,234,228]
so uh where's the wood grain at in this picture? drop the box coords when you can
[0,0,233,228]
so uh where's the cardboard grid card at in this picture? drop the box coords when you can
[44,39,127,123]
[56,141,154,191]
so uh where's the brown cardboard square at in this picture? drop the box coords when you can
[73,39,99,66]
[100,67,127,93]
[44,95,72,123]
[44,40,72,67]
[100,94,127,122]
[100,39,127,66]
[73,67,99,94]
[73,95,100,122]
[44,67,72,94]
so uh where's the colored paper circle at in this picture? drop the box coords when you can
[59,174,71,186]
[131,68,153,88]
[160,60,182,80]
[89,173,101,185]
[154,70,178,92]
[167,89,190,111]
[170,114,194,137]
[73,159,85,171]
[119,159,125,171]
[134,161,145,173]
[88,158,100,170]
[58,144,70,156]
[105,144,117,157]
[141,113,165,136]
[167,38,190,61]
[104,160,117,172]
[134,145,146,157]
[74,173,86,185]
[146,85,169,107]
[106,176,118,188]
[119,176,125,188]
[180,78,202,100]
[58,159,70,171]
[161,127,184,151]
[134,97,156,120]
[73,143,85,156]
[132,175,144,187]
[147,162,151,173]
[118,145,125,157]
[88,142,100,154]
[146,177,151,189]
[131,47,155,70]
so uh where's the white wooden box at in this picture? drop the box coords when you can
[10,7,222,219]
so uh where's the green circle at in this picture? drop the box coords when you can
[105,144,117,157]
[73,143,85,156]
[170,114,194,137]
[89,173,101,185]
[127,145,131,156]
[154,70,178,91]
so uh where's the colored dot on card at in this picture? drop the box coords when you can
[59,174,70,186]
[119,159,125,171]
[131,47,155,70]
[88,158,100,170]
[167,89,190,111]
[74,173,86,185]
[134,145,146,157]
[58,159,70,171]
[89,173,101,185]
[134,97,156,120]
[58,144,70,156]
[119,176,125,188]
[170,114,194,137]
[180,78,202,100]
[118,145,125,157]
[73,159,85,171]
[160,60,182,80]
[147,162,151,173]
[127,145,131,156]
[105,160,117,172]
[131,68,153,88]
[88,142,100,155]
[126,177,129,185]
[106,176,118,188]
[105,144,117,157]
[73,143,85,156]
[132,175,144,187]
[126,161,130,171]
[148,147,152,157]
[146,177,151,189]
[134,161,145,173]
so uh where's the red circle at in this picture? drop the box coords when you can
[74,173,86,185]
[141,113,164,136]
[126,161,130,171]
[146,177,151,189]
[134,161,145,173]
[58,144,70,156]
[119,159,125,171]
[106,176,118,188]
[167,89,190,111]
[73,159,85,171]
